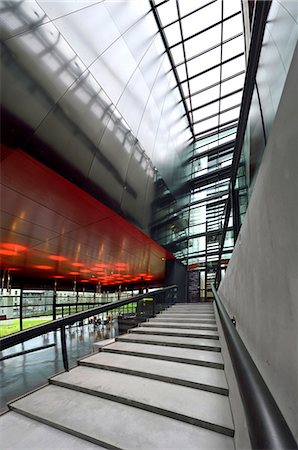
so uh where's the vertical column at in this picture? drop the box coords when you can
[20,284,23,331]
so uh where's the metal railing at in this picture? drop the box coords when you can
[215,1,272,287]
[0,286,177,370]
[212,284,297,450]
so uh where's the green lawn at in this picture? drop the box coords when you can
[0,301,139,337]
[0,317,52,337]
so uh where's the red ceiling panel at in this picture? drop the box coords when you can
[0,146,173,285]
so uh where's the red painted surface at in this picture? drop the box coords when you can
[0,146,173,285]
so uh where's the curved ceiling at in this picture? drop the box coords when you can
[0,146,173,287]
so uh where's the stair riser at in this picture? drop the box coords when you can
[49,380,232,437]
[116,337,221,352]
[8,407,113,450]
[102,348,224,370]
[144,324,217,331]
[130,330,219,340]
[78,362,228,396]
[152,319,216,324]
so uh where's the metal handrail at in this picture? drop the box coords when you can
[215,0,272,286]
[212,284,297,450]
[0,285,177,369]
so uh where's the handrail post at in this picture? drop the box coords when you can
[60,325,69,371]
[19,286,23,331]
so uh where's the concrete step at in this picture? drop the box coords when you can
[117,333,222,351]
[151,317,216,324]
[161,312,216,318]
[9,385,234,449]
[101,341,224,369]
[79,352,228,395]
[0,411,105,450]
[144,321,217,331]
[130,326,219,340]
[51,366,233,435]
[169,305,214,310]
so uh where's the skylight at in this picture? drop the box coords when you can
[150,0,245,141]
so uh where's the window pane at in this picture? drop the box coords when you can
[184,24,221,60]
[221,72,245,96]
[222,54,245,78]
[189,66,220,92]
[182,1,222,40]
[223,14,243,40]
[192,101,219,123]
[165,21,182,47]
[222,34,244,61]
[157,0,178,27]
[187,46,221,78]
[220,91,243,111]
[191,85,220,109]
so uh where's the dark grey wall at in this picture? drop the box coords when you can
[165,260,187,303]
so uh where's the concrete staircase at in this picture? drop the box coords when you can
[1,303,235,449]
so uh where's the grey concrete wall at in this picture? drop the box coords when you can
[219,41,298,440]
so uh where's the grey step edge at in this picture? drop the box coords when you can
[102,347,224,369]
[49,377,232,435]
[78,359,228,396]
[116,336,222,352]
[9,385,235,449]
[129,329,219,340]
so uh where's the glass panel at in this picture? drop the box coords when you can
[194,116,219,134]
[222,34,245,61]
[191,85,220,109]
[164,21,182,47]
[221,54,245,79]
[184,25,221,60]
[157,0,178,26]
[189,66,221,93]
[179,0,217,16]
[223,14,243,40]
[188,46,221,77]
[223,0,242,19]
[192,101,220,123]
[220,107,240,124]
[181,1,222,40]
[220,91,243,111]
[221,72,245,96]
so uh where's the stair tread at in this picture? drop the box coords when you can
[10,385,234,449]
[131,327,219,339]
[0,411,104,449]
[151,318,216,323]
[144,321,217,330]
[79,352,228,393]
[117,333,221,349]
[102,341,224,366]
[51,366,233,432]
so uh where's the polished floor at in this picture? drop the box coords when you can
[0,322,118,413]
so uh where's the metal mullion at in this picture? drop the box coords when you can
[169,11,241,50]
[184,70,245,100]
[149,0,195,139]
[190,88,243,114]
[176,0,193,125]
[193,103,241,126]
[177,31,243,68]
[194,119,238,139]
[162,0,217,30]
[180,52,244,84]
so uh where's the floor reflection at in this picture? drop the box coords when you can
[0,322,119,413]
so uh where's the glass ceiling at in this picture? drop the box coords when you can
[150,0,246,141]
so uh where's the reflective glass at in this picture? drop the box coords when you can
[222,35,245,61]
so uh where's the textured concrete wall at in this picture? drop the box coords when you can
[219,42,298,440]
